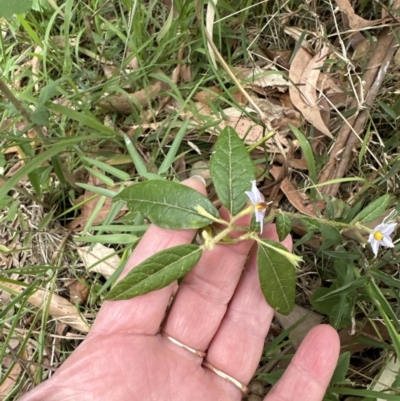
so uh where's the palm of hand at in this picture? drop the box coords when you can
[19,179,339,401]
[37,333,243,401]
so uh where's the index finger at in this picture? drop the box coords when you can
[89,177,208,337]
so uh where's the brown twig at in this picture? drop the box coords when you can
[318,18,400,196]
[327,36,398,196]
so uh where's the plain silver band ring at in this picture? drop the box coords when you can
[202,361,249,395]
[161,331,206,358]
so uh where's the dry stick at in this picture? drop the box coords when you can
[318,23,398,194]
[328,34,398,196]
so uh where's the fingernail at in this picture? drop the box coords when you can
[190,175,206,186]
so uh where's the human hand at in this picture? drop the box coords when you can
[19,178,340,401]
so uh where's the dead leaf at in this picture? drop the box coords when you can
[372,355,400,399]
[250,97,302,129]
[67,280,89,305]
[194,86,222,103]
[284,27,314,54]
[174,155,187,181]
[67,175,128,230]
[78,243,121,279]
[245,65,290,91]
[0,282,89,333]
[301,46,330,107]
[189,160,211,180]
[339,319,390,354]
[0,361,22,400]
[336,0,387,30]
[317,73,350,108]
[205,0,218,69]
[270,166,326,216]
[98,80,169,114]
[217,117,290,151]
[353,38,377,61]
[275,305,323,350]
[289,47,333,138]
[180,64,192,82]
[103,64,118,79]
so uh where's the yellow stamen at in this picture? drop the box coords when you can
[256,202,268,211]
[374,231,384,241]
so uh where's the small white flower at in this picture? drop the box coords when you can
[245,180,268,234]
[368,223,397,257]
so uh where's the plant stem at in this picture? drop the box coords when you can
[0,77,45,139]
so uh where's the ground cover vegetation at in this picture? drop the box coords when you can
[0,0,400,400]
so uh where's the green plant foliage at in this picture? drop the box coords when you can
[210,126,255,216]
[0,0,32,17]
[351,194,390,224]
[330,352,350,385]
[257,240,297,315]
[106,244,202,300]
[298,216,321,232]
[113,180,219,229]
[276,212,291,241]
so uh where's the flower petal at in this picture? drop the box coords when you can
[368,232,375,243]
[245,190,257,205]
[379,223,397,236]
[255,209,265,223]
[370,239,380,256]
[381,236,394,248]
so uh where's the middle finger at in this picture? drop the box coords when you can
[161,210,253,354]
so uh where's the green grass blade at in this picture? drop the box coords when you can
[158,119,189,175]
[0,135,102,200]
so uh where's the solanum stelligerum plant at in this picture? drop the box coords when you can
[105,126,397,315]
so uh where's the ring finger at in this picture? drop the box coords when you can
[203,226,292,394]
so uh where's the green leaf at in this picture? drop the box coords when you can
[289,125,317,198]
[76,234,138,244]
[315,276,369,301]
[82,156,131,181]
[299,216,321,232]
[210,126,254,216]
[276,212,291,241]
[0,0,32,17]
[351,194,390,224]
[257,240,296,315]
[48,103,116,136]
[370,268,400,289]
[106,244,202,300]
[377,99,398,120]
[31,104,49,126]
[320,224,342,247]
[158,120,189,175]
[124,134,147,176]
[330,352,350,384]
[114,180,219,229]
[38,79,64,104]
